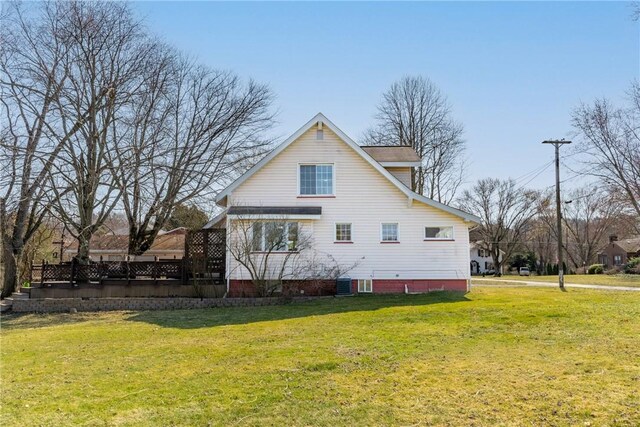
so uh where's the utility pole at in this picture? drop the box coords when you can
[542,139,572,290]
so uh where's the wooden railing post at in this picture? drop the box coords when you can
[40,259,45,287]
[99,256,104,286]
[70,258,75,285]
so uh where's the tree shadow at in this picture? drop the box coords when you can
[125,292,470,329]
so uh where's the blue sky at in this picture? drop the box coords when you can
[135,1,639,191]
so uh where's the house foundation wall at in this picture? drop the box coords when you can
[363,279,468,293]
[228,280,337,297]
[229,278,468,297]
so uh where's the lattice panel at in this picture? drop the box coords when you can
[75,264,100,281]
[207,230,225,262]
[102,262,128,278]
[41,264,72,282]
[129,262,155,278]
[157,261,182,279]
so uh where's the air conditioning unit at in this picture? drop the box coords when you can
[336,277,352,296]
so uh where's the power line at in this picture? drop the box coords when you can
[519,161,554,189]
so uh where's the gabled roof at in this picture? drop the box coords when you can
[215,113,481,224]
[615,237,640,254]
[361,146,421,166]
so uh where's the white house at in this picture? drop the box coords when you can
[469,242,503,275]
[208,113,481,296]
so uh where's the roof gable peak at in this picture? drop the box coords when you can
[215,113,480,224]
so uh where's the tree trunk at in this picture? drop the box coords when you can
[1,243,18,298]
[75,232,92,265]
[492,245,502,277]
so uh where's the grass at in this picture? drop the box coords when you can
[475,273,640,288]
[2,288,640,426]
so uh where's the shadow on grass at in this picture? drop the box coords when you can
[0,292,469,331]
[126,292,470,329]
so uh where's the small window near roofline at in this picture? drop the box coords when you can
[424,226,454,240]
[316,129,324,140]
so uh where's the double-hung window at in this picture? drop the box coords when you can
[299,164,333,195]
[424,226,454,240]
[335,223,352,242]
[252,221,298,252]
[381,223,399,242]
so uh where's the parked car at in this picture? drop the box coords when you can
[519,267,530,276]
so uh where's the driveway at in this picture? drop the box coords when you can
[472,278,640,292]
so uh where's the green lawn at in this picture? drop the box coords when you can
[478,274,640,288]
[2,288,640,426]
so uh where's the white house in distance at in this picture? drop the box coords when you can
[208,113,481,296]
[469,242,504,275]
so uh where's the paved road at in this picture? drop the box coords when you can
[472,278,640,292]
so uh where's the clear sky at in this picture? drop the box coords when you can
[135,1,639,191]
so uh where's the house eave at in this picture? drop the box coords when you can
[379,161,422,167]
[227,214,322,220]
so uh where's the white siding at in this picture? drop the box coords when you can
[228,126,472,281]
[385,167,412,188]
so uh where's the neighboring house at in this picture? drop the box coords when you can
[597,235,640,268]
[63,228,187,261]
[469,242,503,274]
[207,113,481,296]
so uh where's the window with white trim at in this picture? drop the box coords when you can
[381,223,399,242]
[252,221,298,252]
[299,164,333,195]
[335,223,352,242]
[357,279,372,293]
[424,226,453,240]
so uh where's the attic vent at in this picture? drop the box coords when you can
[316,121,323,140]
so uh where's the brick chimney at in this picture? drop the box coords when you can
[609,235,618,243]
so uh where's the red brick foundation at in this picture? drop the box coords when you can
[362,279,468,294]
[228,280,337,298]
[229,278,468,297]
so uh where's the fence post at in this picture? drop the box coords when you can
[99,255,104,286]
[70,258,75,286]
[40,259,45,287]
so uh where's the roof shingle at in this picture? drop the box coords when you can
[361,146,421,163]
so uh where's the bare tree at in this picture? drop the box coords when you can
[227,217,313,296]
[459,178,538,276]
[45,2,152,265]
[572,85,640,222]
[364,76,466,203]
[0,2,89,296]
[562,188,621,270]
[288,251,360,296]
[521,217,556,275]
[111,54,274,256]
[227,215,358,296]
